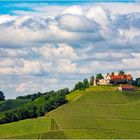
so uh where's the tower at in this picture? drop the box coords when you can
[93,78,97,86]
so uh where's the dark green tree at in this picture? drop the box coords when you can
[74,82,85,90]
[118,70,125,76]
[135,78,140,86]
[83,79,89,88]
[96,73,104,79]
[90,76,94,85]
[111,72,115,76]
[0,91,5,101]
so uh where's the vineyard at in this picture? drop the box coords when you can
[0,85,140,138]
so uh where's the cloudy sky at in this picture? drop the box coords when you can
[0,0,140,98]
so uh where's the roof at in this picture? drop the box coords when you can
[110,74,132,80]
[111,75,125,80]
[120,84,134,89]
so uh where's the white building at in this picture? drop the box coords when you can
[98,79,110,85]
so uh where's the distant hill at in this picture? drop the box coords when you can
[0,85,140,139]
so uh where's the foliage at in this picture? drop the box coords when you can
[74,82,84,90]
[74,79,89,91]
[135,78,140,87]
[16,92,42,100]
[118,70,125,75]
[96,73,104,79]
[90,76,94,85]
[0,99,30,112]
[0,91,5,101]
[111,72,115,76]
[83,79,90,88]
[0,88,69,124]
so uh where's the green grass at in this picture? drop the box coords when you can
[11,131,67,139]
[48,85,140,139]
[66,90,85,102]
[0,117,51,138]
[1,85,140,139]
[0,99,30,112]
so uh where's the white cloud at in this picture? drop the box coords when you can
[86,6,110,29]
[56,14,100,32]
[56,59,77,73]
[62,6,84,16]
[39,43,78,60]
[0,15,17,24]
[0,3,140,98]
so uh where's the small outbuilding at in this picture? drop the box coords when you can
[118,84,135,91]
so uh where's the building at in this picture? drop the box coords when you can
[98,79,110,85]
[118,84,135,91]
[93,73,133,86]
[109,74,133,85]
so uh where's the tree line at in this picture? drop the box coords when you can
[0,88,69,124]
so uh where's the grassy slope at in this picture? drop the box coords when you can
[0,117,51,138]
[48,86,140,139]
[0,99,30,112]
[0,85,140,139]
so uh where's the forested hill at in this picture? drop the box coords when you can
[0,88,69,124]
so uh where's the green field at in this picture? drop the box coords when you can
[0,85,140,139]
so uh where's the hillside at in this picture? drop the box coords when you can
[0,85,140,139]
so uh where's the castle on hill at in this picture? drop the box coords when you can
[92,73,133,86]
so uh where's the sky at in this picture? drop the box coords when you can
[0,0,140,98]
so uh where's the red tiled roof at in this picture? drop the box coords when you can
[120,84,134,89]
[111,75,125,80]
[111,74,132,80]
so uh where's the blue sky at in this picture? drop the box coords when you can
[0,0,140,98]
[0,0,137,15]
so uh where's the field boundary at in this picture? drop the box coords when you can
[60,128,140,135]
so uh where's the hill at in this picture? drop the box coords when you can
[0,85,140,139]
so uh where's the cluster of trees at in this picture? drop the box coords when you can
[134,78,140,87]
[16,90,56,101]
[16,92,42,100]
[96,73,104,80]
[0,88,69,124]
[118,70,125,76]
[74,79,90,90]
[0,91,5,101]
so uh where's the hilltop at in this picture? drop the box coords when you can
[0,85,140,139]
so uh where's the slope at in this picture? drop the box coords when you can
[0,85,140,139]
[47,85,140,139]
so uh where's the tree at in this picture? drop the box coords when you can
[83,79,89,88]
[118,70,125,76]
[96,73,104,80]
[90,76,94,85]
[135,78,140,86]
[111,72,115,76]
[74,82,85,90]
[0,91,5,101]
